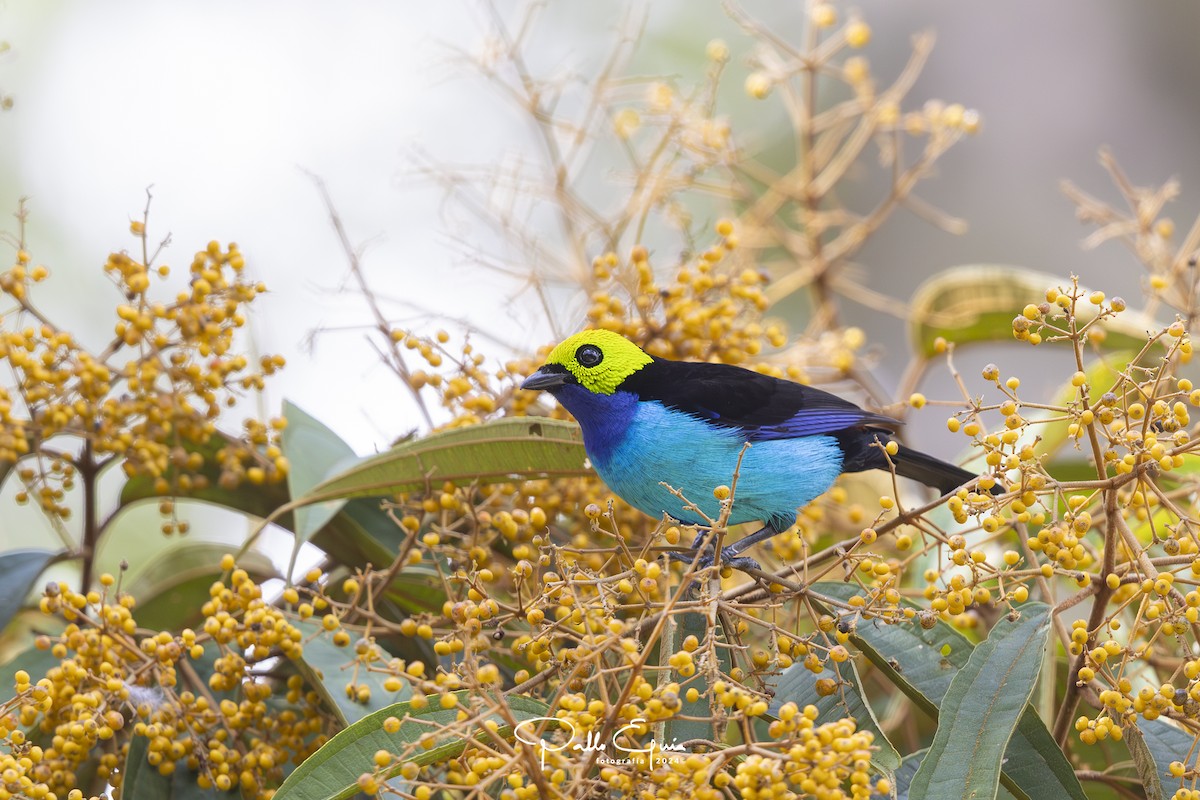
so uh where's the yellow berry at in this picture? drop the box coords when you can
[811,3,837,27]
[706,39,730,62]
[745,72,771,99]
[845,20,871,48]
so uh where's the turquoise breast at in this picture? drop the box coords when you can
[591,401,844,529]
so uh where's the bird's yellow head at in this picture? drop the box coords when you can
[522,330,653,395]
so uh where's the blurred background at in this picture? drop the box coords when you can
[1,0,1198,561]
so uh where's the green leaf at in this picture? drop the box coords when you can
[294,619,412,726]
[72,753,104,799]
[1002,713,1087,800]
[122,733,238,799]
[166,775,239,800]
[812,583,1085,800]
[811,583,973,717]
[895,751,1019,800]
[894,749,925,800]
[251,418,587,570]
[381,560,447,616]
[0,549,58,632]
[767,656,901,773]
[122,735,171,800]
[1126,722,1166,800]
[294,417,588,506]
[1136,717,1199,800]
[0,644,60,707]
[118,433,291,522]
[281,401,362,573]
[123,543,277,630]
[664,611,731,746]
[183,642,242,710]
[305,496,449,617]
[272,692,551,800]
[97,500,266,600]
[907,604,1051,800]
[311,498,406,571]
[909,264,1159,357]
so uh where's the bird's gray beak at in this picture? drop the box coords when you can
[521,365,572,391]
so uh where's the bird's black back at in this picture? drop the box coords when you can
[619,358,898,438]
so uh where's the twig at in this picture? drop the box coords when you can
[306,172,435,429]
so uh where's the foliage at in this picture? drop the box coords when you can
[3,2,1200,800]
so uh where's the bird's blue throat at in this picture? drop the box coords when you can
[550,384,637,465]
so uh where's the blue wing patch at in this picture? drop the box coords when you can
[742,410,868,440]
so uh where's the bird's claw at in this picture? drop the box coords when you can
[716,550,763,572]
[666,545,761,573]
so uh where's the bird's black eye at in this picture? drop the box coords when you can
[575,344,603,368]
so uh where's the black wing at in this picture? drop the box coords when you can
[619,358,899,440]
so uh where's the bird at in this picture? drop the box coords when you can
[521,329,991,570]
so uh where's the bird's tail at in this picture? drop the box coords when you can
[891,443,987,496]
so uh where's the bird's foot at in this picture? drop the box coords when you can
[715,548,763,572]
[665,524,782,575]
[666,544,762,574]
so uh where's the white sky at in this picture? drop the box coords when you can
[5,0,539,454]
